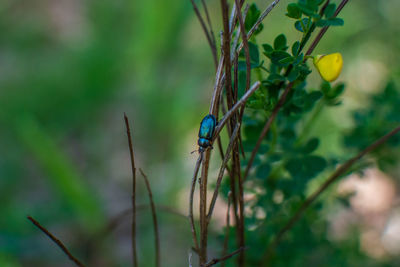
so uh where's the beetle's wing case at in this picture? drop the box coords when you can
[198,114,216,140]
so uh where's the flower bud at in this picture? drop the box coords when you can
[313,53,343,82]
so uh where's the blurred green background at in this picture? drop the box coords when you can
[0,0,400,266]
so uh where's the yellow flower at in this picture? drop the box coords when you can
[313,53,343,82]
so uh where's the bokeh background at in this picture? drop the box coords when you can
[1,0,400,266]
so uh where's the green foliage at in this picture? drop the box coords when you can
[345,81,400,170]
[222,1,398,266]
[245,3,263,35]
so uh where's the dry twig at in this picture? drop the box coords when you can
[207,123,240,222]
[123,113,138,267]
[189,153,203,252]
[203,247,247,267]
[139,169,160,267]
[27,216,85,267]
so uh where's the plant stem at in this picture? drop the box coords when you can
[139,169,160,267]
[27,216,86,267]
[123,114,138,267]
[190,153,203,252]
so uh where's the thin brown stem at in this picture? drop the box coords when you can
[263,125,400,262]
[203,247,247,267]
[190,0,218,67]
[246,0,281,41]
[214,81,261,138]
[207,123,240,222]
[201,0,217,58]
[210,57,225,115]
[190,153,203,252]
[235,0,251,94]
[305,0,349,56]
[199,149,212,264]
[211,0,280,116]
[220,192,232,267]
[243,83,293,181]
[230,3,248,253]
[27,216,85,267]
[221,0,234,133]
[123,113,138,267]
[139,169,160,267]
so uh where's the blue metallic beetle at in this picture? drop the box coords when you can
[197,114,217,152]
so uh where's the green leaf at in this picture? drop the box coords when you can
[297,63,312,79]
[259,144,270,154]
[320,81,331,94]
[240,42,260,64]
[292,41,300,56]
[298,2,318,17]
[292,53,304,66]
[274,34,288,51]
[287,68,300,82]
[266,73,286,84]
[256,163,272,179]
[245,4,262,34]
[262,44,274,57]
[286,155,327,180]
[324,3,336,18]
[279,56,294,65]
[308,91,323,102]
[301,138,319,154]
[249,42,259,63]
[331,83,345,98]
[270,51,292,66]
[295,18,310,32]
[286,3,302,19]
[316,18,344,27]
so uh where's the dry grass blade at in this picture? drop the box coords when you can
[139,169,160,267]
[123,113,138,267]
[27,216,86,267]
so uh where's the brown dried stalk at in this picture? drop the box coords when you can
[214,81,261,138]
[123,113,138,267]
[199,149,211,264]
[190,0,218,67]
[203,247,247,267]
[207,123,240,222]
[27,216,85,267]
[189,153,203,252]
[220,192,232,267]
[139,169,160,267]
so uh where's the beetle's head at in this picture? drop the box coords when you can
[198,138,211,150]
